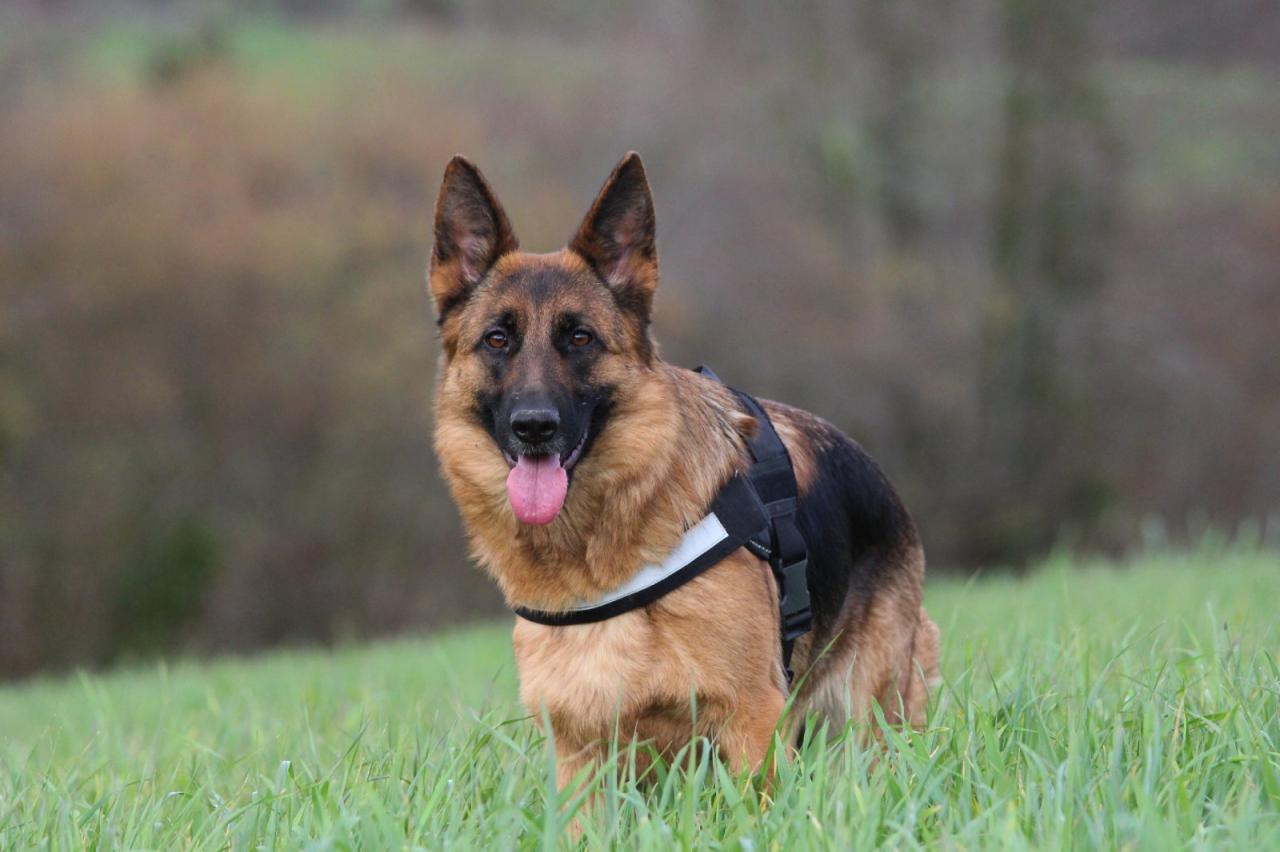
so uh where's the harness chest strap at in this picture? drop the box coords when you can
[512,473,769,626]
[512,367,814,687]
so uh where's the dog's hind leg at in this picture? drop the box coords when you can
[804,565,937,734]
[898,606,941,728]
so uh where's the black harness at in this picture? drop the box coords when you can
[513,367,814,687]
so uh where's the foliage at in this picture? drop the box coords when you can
[1,8,1278,674]
[1,550,1277,848]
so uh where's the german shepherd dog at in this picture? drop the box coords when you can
[429,153,940,787]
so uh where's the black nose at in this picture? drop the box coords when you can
[510,408,560,444]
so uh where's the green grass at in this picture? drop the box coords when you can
[2,549,1278,848]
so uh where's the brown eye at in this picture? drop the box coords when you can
[484,330,508,350]
[571,329,593,347]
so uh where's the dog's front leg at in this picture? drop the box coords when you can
[554,737,598,793]
[718,687,787,776]
[552,736,602,841]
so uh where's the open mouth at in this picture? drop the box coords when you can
[501,429,587,471]
[502,430,589,526]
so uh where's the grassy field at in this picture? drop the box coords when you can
[1,549,1278,849]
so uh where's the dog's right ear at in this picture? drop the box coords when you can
[429,156,519,320]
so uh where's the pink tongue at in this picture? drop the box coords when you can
[506,454,568,525]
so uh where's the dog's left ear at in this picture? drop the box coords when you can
[569,152,658,321]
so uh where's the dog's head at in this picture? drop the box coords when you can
[430,153,659,526]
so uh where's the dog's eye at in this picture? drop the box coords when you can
[570,329,593,347]
[484,330,509,350]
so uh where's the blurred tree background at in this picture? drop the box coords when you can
[1,0,1277,677]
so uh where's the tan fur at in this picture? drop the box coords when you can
[438,357,938,766]
[513,548,785,775]
[794,561,940,732]
[430,154,939,794]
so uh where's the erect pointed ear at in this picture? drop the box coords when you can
[429,156,519,320]
[569,152,658,320]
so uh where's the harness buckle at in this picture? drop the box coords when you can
[777,555,812,640]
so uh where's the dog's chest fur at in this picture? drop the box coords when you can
[510,553,784,749]
[513,614,656,734]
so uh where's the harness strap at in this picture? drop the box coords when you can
[696,367,813,687]
[512,473,768,626]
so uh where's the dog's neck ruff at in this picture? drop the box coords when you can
[512,473,765,626]
[512,367,815,685]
